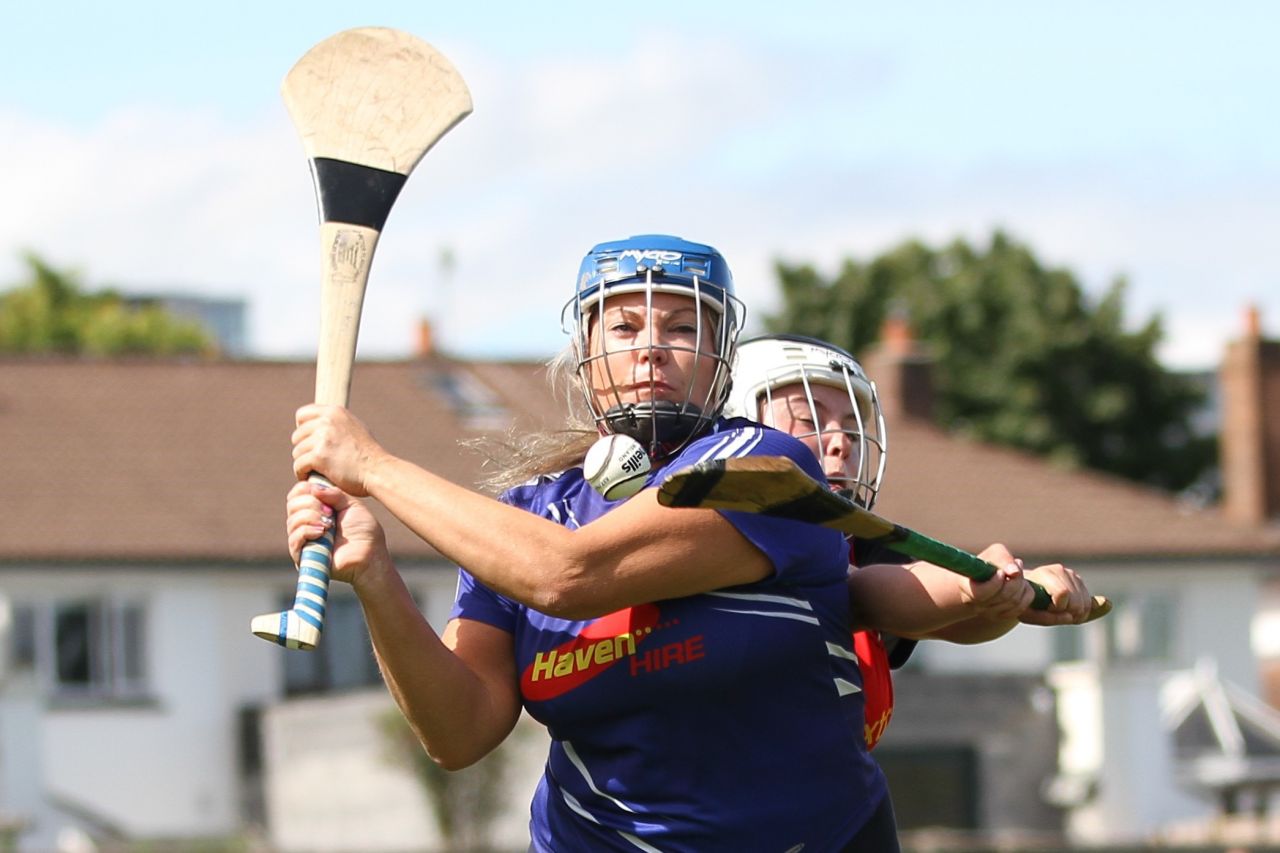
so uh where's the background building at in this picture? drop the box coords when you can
[1,311,1278,850]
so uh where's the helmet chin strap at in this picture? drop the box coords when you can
[603,401,706,458]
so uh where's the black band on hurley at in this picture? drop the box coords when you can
[310,157,408,230]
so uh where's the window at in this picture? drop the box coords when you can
[9,604,37,672]
[1052,622,1086,663]
[422,367,510,431]
[1105,591,1174,663]
[55,602,100,688]
[1051,591,1175,665]
[5,598,150,701]
[119,603,147,686]
[283,594,382,695]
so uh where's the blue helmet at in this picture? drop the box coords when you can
[572,234,737,316]
[563,235,746,460]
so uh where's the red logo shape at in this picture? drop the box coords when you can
[521,604,660,701]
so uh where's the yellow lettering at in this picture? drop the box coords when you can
[531,651,556,682]
[553,653,575,677]
[594,641,615,665]
[531,633,642,685]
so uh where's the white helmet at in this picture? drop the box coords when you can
[727,334,887,508]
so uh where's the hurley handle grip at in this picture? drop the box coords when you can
[893,526,1110,621]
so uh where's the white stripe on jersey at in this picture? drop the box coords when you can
[548,500,582,530]
[560,790,602,824]
[694,425,765,465]
[706,590,813,611]
[561,743,669,851]
[835,678,863,696]
[691,431,737,463]
[709,607,821,626]
[563,741,639,814]
[825,641,857,661]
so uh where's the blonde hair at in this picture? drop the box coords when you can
[465,347,599,493]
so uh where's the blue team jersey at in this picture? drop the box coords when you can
[450,418,888,852]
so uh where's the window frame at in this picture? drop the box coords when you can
[7,595,152,703]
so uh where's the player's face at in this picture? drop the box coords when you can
[586,291,719,411]
[760,382,861,487]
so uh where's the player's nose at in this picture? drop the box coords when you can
[824,428,853,460]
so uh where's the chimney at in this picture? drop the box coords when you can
[861,309,934,423]
[1220,305,1280,525]
[417,317,436,359]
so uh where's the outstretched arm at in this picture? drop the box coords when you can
[848,544,1092,641]
[927,561,1091,643]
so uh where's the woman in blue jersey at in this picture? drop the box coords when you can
[287,235,904,850]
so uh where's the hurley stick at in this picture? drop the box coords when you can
[250,27,472,650]
[659,455,1112,623]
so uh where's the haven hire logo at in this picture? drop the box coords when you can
[520,604,706,701]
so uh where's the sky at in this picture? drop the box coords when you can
[2,1,1277,369]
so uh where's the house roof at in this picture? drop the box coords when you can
[873,419,1280,560]
[4,357,1279,564]
[1165,658,1280,789]
[2,357,556,562]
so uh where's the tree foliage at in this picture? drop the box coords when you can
[379,707,517,852]
[766,231,1214,492]
[0,253,213,357]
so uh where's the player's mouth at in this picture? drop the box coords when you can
[620,381,678,399]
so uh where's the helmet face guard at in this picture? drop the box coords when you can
[562,235,745,460]
[727,335,887,509]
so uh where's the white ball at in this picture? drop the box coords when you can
[583,434,651,500]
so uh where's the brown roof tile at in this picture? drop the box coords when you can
[873,420,1280,560]
[4,358,1278,563]
[2,357,555,562]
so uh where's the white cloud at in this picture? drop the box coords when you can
[2,37,1276,372]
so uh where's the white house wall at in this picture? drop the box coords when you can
[910,614,1056,672]
[262,688,549,853]
[2,552,1271,848]
[1052,664,1211,843]
[912,561,1261,686]
[1109,562,1260,690]
[0,565,290,843]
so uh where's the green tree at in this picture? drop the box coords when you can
[766,231,1214,492]
[379,707,520,852]
[0,253,213,356]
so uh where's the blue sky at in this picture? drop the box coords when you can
[3,1,1277,368]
